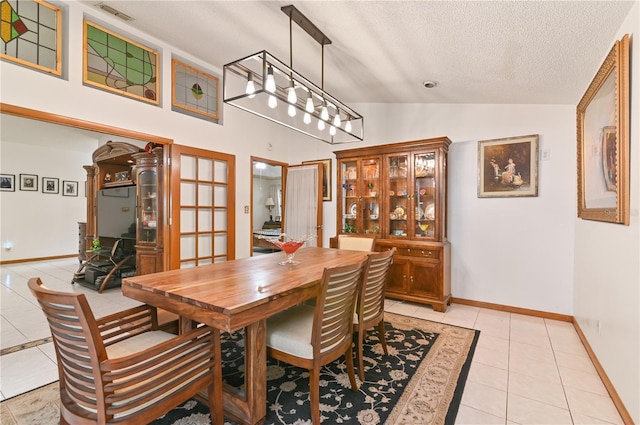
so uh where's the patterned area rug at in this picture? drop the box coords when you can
[0,313,478,425]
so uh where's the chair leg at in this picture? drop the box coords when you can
[378,321,388,355]
[357,330,365,382]
[309,368,321,425]
[345,347,359,391]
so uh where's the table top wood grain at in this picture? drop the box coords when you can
[122,247,368,332]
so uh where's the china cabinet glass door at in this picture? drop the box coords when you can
[138,170,158,244]
[341,157,380,235]
[387,154,410,237]
[414,152,436,239]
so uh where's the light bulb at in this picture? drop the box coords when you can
[329,125,336,136]
[320,101,329,121]
[318,119,325,131]
[265,66,276,93]
[245,74,256,99]
[305,91,314,113]
[333,113,341,128]
[303,112,311,124]
[288,104,296,117]
[287,82,297,104]
[345,117,352,133]
[268,95,277,109]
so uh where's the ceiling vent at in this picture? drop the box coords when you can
[95,3,133,21]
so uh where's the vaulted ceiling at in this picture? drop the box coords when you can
[82,1,633,105]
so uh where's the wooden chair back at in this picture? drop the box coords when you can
[358,248,396,326]
[28,277,221,425]
[313,261,365,360]
[354,247,396,380]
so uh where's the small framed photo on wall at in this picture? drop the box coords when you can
[42,177,59,194]
[63,180,79,196]
[0,174,16,191]
[20,174,38,191]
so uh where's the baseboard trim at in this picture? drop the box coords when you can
[0,254,77,265]
[451,296,632,424]
[451,297,573,322]
[572,319,634,425]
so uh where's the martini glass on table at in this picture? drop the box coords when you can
[263,234,317,265]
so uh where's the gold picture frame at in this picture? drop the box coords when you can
[302,158,331,201]
[577,34,629,225]
[83,20,159,105]
[477,134,539,198]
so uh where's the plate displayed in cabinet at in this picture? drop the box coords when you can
[424,202,435,220]
[349,202,358,217]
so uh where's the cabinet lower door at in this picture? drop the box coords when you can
[386,257,410,294]
[407,258,442,299]
[136,248,163,276]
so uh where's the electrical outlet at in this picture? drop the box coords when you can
[541,149,550,161]
[244,205,249,214]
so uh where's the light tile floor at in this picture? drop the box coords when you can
[0,258,625,424]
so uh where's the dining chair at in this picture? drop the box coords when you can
[337,234,376,251]
[265,261,365,425]
[354,248,396,381]
[28,277,223,425]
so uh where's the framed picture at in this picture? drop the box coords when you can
[0,0,62,76]
[0,174,16,191]
[172,59,220,121]
[62,180,79,197]
[83,20,159,105]
[577,34,630,225]
[42,177,59,194]
[478,134,539,198]
[302,158,332,201]
[19,174,38,191]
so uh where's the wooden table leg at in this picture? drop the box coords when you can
[222,320,267,424]
[210,328,225,425]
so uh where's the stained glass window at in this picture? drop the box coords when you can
[0,0,61,75]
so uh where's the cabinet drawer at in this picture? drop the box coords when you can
[395,247,441,260]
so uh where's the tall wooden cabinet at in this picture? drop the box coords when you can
[81,142,165,290]
[334,137,451,312]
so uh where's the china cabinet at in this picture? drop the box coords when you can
[333,137,451,312]
[76,142,165,291]
[132,149,164,275]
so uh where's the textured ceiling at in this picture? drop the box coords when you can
[81,1,633,105]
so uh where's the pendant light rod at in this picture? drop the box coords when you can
[281,5,332,46]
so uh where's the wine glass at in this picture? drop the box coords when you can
[262,234,317,265]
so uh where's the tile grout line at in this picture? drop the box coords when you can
[0,337,53,356]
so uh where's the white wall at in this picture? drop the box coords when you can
[340,103,576,315]
[0,115,96,261]
[573,4,639,422]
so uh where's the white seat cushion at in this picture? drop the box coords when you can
[106,330,176,358]
[266,304,314,359]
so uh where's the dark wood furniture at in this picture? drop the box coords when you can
[28,277,222,425]
[122,247,369,425]
[333,137,452,312]
[78,142,165,292]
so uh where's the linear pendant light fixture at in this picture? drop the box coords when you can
[223,5,364,144]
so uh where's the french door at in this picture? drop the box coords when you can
[169,144,236,269]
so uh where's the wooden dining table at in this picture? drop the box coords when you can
[122,247,369,425]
